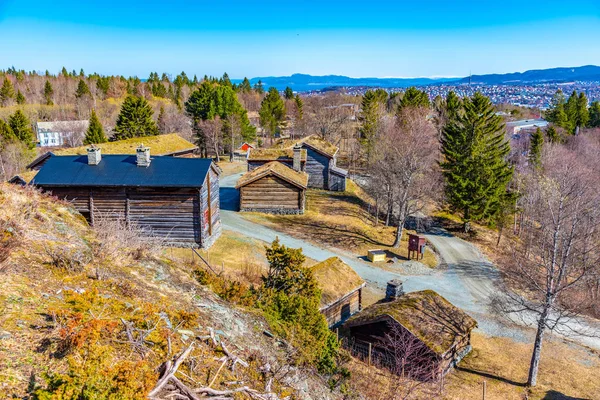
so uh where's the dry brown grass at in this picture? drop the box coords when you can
[216,160,247,177]
[243,180,438,268]
[347,332,600,400]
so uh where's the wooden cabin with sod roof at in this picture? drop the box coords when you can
[235,161,308,214]
[344,290,477,378]
[312,257,366,327]
[31,145,221,248]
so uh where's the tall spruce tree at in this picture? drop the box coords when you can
[113,96,159,140]
[398,86,430,113]
[8,109,35,149]
[75,79,91,99]
[441,92,513,232]
[564,91,579,133]
[589,101,600,128]
[157,106,167,134]
[294,94,303,120]
[259,87,286,138]
[284,86,294,100]
[0,119,16,142]
[576,92,589,129]
[16,90,26,105]
[240,77,252,93]
[446,91,462,120]
[44,80,54,105]
[254,80,264,94]
[360,89,385,162]
[529,128,544,168]
[0,77,15,106]
[83,109,107,144]
[545,125,561,143]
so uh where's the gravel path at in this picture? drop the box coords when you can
[220,173,600,349]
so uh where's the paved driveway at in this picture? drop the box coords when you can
[220,173,600,349]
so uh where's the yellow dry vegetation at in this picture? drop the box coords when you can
[347,332,600,400]
[55,133,196,156]
[311,257,365,307]
[243,180,438,268]
[0,183,321,399]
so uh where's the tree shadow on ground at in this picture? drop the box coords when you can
[455,366,525,387]
[542,391,588,400]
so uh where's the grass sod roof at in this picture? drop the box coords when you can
[300,135,339,158]
[235,161,309,189]
[54,133,197,156]
[246,148,307,161]
[345,290,478,355]
[311,257,365,309]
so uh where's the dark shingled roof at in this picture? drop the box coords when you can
[31,155,215,188]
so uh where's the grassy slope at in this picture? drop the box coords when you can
[0,184,333,399]
[243,180,438,268]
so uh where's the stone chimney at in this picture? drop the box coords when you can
[292,144,302,172]
[385,279,404,301]
[86,145,101,165]
[136,144,151,167]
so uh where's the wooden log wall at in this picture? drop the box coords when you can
[321,289,361,327]
[239,175,302,213]
[329,170,347,192]
[199,167,222,248]
[303,147,330,190]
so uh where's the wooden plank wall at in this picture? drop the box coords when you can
[44,186,204,246]
[199,167,221,247]
[240,175,302,212]
[303,147,329,189]
[322,289,361,327]
[329,171,346,192]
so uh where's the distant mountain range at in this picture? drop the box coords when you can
[240,66,600,91]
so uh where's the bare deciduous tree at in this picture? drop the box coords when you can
[497,144,600,387]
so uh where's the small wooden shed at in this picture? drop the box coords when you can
[299,136,348,191]
[312,257,366,327]
[31,146,221,248]
[344,290,477,378]
[235,161,308,214]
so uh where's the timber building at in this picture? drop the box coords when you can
[31,145,221,248]
[344,290,477,378]
[312,257,365,327]
[235,160,308,214]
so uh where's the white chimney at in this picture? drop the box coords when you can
[292,144,302,172]
[136,144,151,167]
[87,145,101,165]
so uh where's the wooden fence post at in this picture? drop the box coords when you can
[368,343,372,366]
[482,380,486,400]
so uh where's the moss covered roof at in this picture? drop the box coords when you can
[246,148,307,161]
[235,161,308,189]
[312,257,365,309]
[55,133,197,156]
[345,290,477,355]
[300,136,338,158]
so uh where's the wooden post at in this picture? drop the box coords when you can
[206,171,213,237]
[368,342,372,366]
[89,189,95,225]
[482,380,486,400]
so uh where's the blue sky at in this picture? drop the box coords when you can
[1,0,599,78]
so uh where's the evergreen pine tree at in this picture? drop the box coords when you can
[240,78,252,93]
[284,86,294,100]
[446,91,462,120]
[0,119,16,142]
[589,101,600,128]
[44,80,54,105]
[16,90,26,105]
[79,69,85,77]
[441,92,513,232]
[564,91,578,133]
[545,126,561,143]
[254,80,264,94]
[75,79,91,99]
[294,94,303,120]
[529,128,544,168]
[398,86,430,113]
[83,109,107,144]
[221,72,232,87]
[61,67,69,77]
[157,106,167,134]
[0,77,15,106]
[8,109,35,149]
[359,90,384,161]
[576,92,589,128]
[113,96,159,140]
[259,87,286,138]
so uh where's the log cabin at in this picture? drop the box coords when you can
[344,289,477,378]
[312,257,366,327]
[31,145,221,248]
[298,136,347,191]
[235,161,308,214]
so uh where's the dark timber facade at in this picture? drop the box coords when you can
[31,147,221,248]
